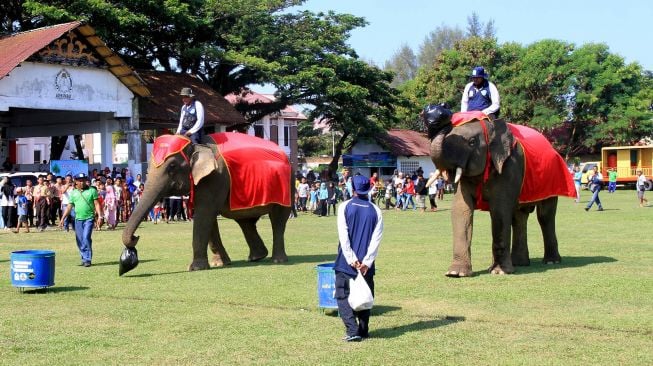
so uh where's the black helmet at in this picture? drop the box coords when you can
[422,103,452,139]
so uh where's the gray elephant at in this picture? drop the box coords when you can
[120,132,293,275]
[422,104,576,277]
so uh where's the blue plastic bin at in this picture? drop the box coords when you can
[10,250,56,289]
[316,263,338,309]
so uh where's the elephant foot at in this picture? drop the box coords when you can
[188,259,210,271]
[247,249,268,262]
[488,263,514,275]
[210,255,231,268]
[445,264,472,278]
[542,256,561,265]
[272,254,288,263]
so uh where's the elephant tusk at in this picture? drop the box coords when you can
[454,167,463,184]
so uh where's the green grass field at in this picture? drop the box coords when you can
[1,190,651,365]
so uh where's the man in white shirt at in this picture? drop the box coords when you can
[461,66,500,118]
[176,87,205,144]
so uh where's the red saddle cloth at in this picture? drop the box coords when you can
[449,112,576,211]
[508,124,576,205]
[207,132,291,210]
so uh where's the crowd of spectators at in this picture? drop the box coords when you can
[0,166,195,232]
[293,167,450,217]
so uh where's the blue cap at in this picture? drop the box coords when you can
[352,175,371,195]
[470,66,488,79]
[74,173,87,180]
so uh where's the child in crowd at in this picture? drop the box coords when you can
[384,179,394,210]
[14,187,29,233]
[95,182,106,230]
[151,199,163,224]
[308,184,318,213]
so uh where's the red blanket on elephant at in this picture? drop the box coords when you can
[509,124,576,205]
[207,132,291,210]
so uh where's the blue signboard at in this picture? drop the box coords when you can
[342,152,397,167]
[50,160,88,177]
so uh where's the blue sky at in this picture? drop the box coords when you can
[290,0,652,71]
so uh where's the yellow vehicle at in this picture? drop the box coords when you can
[580,161,601,185]
[601,145,653,188]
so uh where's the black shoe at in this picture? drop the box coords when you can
[342,335,362,342]
[82,262,91,267]
[598,207,604,211]
[584,207,589,211]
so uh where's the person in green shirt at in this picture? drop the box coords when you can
[608,168,618,193]
[60,173,103,267]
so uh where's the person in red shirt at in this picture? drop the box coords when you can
[402,177,416,210]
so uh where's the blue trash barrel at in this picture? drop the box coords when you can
[10,250,56,289]
[316,263,338,309]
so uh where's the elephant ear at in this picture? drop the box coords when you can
[488,119,513,174]
[191,145,218,183]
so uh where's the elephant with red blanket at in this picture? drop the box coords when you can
[120,132,293,275]
[422,104,575,277]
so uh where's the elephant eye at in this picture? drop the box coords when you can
[166,161,178,173]
[469,137,478,147]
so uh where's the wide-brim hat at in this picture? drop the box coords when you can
[180,87,195,97]
[470,66,488,79]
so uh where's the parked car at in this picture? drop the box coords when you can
[580,161,601,186]
[2,172,42,188]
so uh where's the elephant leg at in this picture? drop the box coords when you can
[537,197,561,264]
[236,218,269,261]
[188,209,212,271]
[511,206,533,266]
[446,183,475,277]
[488,209,515,275]
[208,219,231,267]
[268,206,289,263]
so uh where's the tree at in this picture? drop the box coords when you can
[3,1,401,170]
[384,44,417,87]
[417,24,464,69]
[293,55,400,179]
[466,12,495,39]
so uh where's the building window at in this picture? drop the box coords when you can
[254,124,264,139]
[400,161,420,175]
[33,150,41,165]
[283,125,290,147]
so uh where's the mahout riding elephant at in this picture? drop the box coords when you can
[119,132,293,275]
[422,104,575,277]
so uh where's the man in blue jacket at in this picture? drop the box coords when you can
[334,174,383,342]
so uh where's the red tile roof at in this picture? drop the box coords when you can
[225,89,307,120]
[137,70,246,128]
[0,21,150,97]
[0,21,80,79]
[380,129,431,157]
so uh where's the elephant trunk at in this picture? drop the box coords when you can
[122,185,162,248]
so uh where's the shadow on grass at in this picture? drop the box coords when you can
[120,255,336,278]
[229,254,337,268]
[320,305,402,317]
[125,270,189,278]
[15,286,90,294]
[514,255,618,275]
[92,259,158,267]
[371,316,465,339]
[372,305,402,315]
